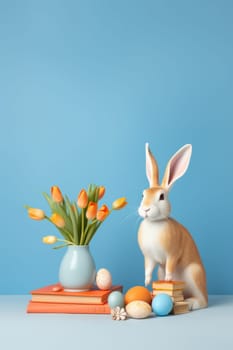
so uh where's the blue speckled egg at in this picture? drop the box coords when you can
[152,294,173,316]
[108,291,125,308]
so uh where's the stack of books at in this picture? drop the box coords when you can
[27,284,122,314]
[152,280,189,315]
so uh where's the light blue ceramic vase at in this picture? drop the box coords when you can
[59,245,96,291]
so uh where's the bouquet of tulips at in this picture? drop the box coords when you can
[26,184,127,248]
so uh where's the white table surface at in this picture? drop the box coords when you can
[0,295,232,350]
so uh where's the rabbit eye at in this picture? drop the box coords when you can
[159,193,165,201]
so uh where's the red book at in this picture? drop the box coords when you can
[30,284,122,305]
[27,301,111,314]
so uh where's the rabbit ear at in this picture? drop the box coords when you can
[161,144,192,190]
[145,143,159,187]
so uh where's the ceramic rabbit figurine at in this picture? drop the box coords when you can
[138,143,208,310]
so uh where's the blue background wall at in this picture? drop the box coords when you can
[0,0,232,294]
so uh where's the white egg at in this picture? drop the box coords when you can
[96,268,112,290]
[126,300,152,319]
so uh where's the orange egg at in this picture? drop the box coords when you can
[125,286,152,305]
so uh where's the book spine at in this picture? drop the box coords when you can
[27,301,111,314]
[152,282,185,291]
[172,308,189,315]
[171,296,184,302]
[152,290,183,297]
[31,296,105,304]
[152,286,185,291]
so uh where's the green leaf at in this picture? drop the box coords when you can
[87,184,92,198]
[87,184,97,202]
[94,186,99,202]
[57,227,74,242]
[83,221,102,245]
[53,243,71,249]
[44,216,73,242]
[42,192,54,210]
[73,202,81,244]
[75,203,82,241]
[64,195,78,245]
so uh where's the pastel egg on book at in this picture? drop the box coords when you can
[52,285,63,292]
[108,291,125,308]
[96,268,112,290]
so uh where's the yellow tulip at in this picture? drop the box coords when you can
[42,235,57,244]
[86,201,98,220]
[98,186,105,200]
[112,197,128,210]
[77,189,88,209]
[51,186,63,203]
[28,208,45,220]
[96,204,109,221]
[50,213,65,228]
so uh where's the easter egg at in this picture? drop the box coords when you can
[96,268,112,290]
[108,291,125,308]
[152,294,173,316]
[125,286,152,305]
[126,300,152,319]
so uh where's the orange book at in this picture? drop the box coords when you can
[27,301,111,314]
[172,301,190,315]
[30,284,123,305]
[152,290,184,301]
[152,289,184,297]
[152,280,185,291]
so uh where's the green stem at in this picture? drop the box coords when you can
[81,221,92,245]
[73,202,80,244]
[64,196,78,245]
[82,209,113,245]
[57,238,75,245]
[84,221,102,245]
[45,216,74,242]
[80,208,85,245]
[94,187,99,202]
[53,243,71,249]
[52,238,76,249]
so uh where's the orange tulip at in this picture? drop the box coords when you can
[86,201,98,220]
[28,208,45,220]
[51,186,63,203]
[77,189,88,208]
[42,235,57,244]
[50,213,65,228]
[98,186,105,200]
[96,204,109,221]
[112,197,128,210]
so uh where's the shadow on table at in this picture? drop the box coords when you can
[208,295,233,308]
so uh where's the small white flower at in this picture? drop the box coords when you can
[111,306,127,321]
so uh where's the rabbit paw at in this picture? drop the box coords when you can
[165,273,173,281]
[145,275,152,286]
